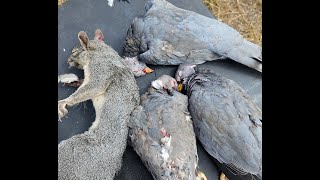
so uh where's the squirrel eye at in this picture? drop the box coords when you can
[72,50,79,56]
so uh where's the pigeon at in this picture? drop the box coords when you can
[128,75,207,180]
[175,64,262,180]
[123,0,262,73]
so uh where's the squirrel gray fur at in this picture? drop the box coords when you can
[58,29,140,180]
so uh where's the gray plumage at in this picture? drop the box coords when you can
[176,64,262,178]
[123,0,262,72]
[128,75,203,180]
[58,29,140,180]
[123,56,154,77]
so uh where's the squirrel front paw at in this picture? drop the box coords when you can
[58,100,68,121]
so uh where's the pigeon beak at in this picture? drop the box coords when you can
[143,67,154,74]
[177,83,183,92]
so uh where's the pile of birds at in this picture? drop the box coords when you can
[58,0,262,180]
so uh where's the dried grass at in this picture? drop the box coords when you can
[203,0,262,46]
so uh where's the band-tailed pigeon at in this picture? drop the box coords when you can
[123,0,262,73]
[175,64,262,179]
[128,75,207,180]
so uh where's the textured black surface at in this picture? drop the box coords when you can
[58,0,261,179]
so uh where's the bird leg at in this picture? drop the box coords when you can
[143,67,154,74]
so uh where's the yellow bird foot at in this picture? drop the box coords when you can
[196,170,207,180]
[220,172,229,180]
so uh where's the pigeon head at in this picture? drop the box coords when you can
[175,64,197,91]
[151,75,178,94]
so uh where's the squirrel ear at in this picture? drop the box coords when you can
[94,29,104,41]
[78,31,90,50]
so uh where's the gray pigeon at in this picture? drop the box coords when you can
[128,75,207,180]
[123,56,154,77]
[175,64,262,179]
[123,0,262,72]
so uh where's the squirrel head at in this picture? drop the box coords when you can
[67,29,105,69]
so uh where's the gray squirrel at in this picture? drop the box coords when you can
[58,29,140,180]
